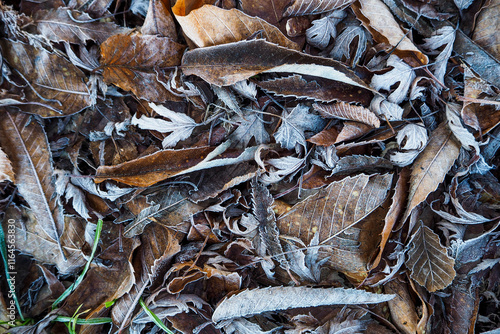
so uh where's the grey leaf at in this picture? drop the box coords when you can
[330,25,369,67]
[306,10,346,49]
[229,111,270,148]
[212,286,395,322]
[274,104,325,149]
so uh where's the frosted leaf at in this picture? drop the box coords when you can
[396,123,428,151]
[274,104,325,149]
[330,25,369,67]
[370,95,404,121]
[371,55,415,104]
[306,10,346,49]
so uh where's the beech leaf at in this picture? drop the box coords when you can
[403,122,460,221]
[212,286,395,322]
[314,101,380,128]
[284,0,355,16]
[100,33,185,102]
[172,5,299,50]
[406,223,456,292]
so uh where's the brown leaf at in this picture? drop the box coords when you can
[6,207,86,275]
[142,0,177,38]
[240,0,291,25]
[172,5,299,50]
[384,279,419,334]
[314,102,381,127]
[256,74,374,105]
[62,225,140,328]
[472,0,500,60]
[0,147,14,182]
[405,223,456,292]
[182,39,375,94]
[95,144,258,187]
[95,146,214,187]
[403,122,460,221]
[352,0,428,67]
[112,225,181,328]
[308,127,339,146]
[335,121,373,143]
[277,173,393,253]
[0,111,65,258]
[35,8,130,44]
[0,39,91,117]
[284,0,354,16]
[100,33,185,102]
[372,167,410,269]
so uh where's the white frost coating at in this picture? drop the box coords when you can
[212,286,395,322]
[262,64,368,90]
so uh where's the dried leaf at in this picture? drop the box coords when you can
[330,25,369,67]
[384,279,419,334]
[5,207,86,275]
[306,10,346,49]
[95,142,258,187]
[396,123,428,151]
[454,28,500,88]
[132,102,198,148]
[0,39,91,117]
[274,104,326,150]
[422,26,455,86]
[446,103,480,152]
[100,33,185,102]
[352,0,428,67]
[173,5,299,50]
[284,0,354,16]
[212,286,395,322]
[229,111,270,148]
[335,121,372,143]
[256,73,373,105]
[0,111,65,258]
[35,8,130,44]
[0,147,14,182]
[329,155,393,176]
[370,95,404,121]
[403,122,460,221]
[371,55,415,104]
[278,173,392,247]
[313,102,380,127]
[240,0,290,25]
[182,39,376,94]
[141,0,177,37]
[405,223,456,292]
[472,0,500,59]
[454,0,475,10]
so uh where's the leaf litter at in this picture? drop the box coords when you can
[0,0,499,333]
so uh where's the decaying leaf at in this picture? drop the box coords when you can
[406,223,456,292]
[278,173,393,247]
[229,110,270,148]
[173,5,299,50]
[284,0,355,16]
[313,101,380,127]
[274,104,325,149]
[370,95,404,121]
[141,0,177,37]
[306,10,346,49]
[0,111,65,258]
[132,102,198,148]
[335,121,373,143]
[330,24,369,67]
[212,286,395,322]
[446,103,480,152]
[422,25,456,86]
[472,0,500,59]
[100,33,185,102]
[182,39,376,97]
[404,122,460,221]
[371,55,415,104]
[35,8,130,44]
[352,0,428,67]
[384,279,419,334]
[240,0,290,25]
[0,39,91,117]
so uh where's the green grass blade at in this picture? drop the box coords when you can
[53,316,112,325]
[52,219,104,309]
[139,298,175,334]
